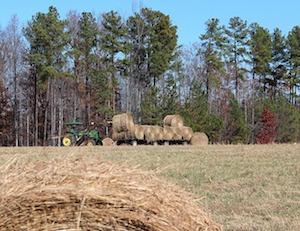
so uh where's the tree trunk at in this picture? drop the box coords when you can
[26,114,30,146]
[251,72,255,144]
[51,84,57,146]
[43,80,50,146]
[34,72,38,146]
[13,59,19,147]
[58,85,63,147]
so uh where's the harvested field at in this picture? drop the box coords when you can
[0,144,299,231]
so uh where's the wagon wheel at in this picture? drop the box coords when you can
[62,134,75,147]
[132,140,138,146]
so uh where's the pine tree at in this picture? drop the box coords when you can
[24,6,69,145]
[224,17,249,99]
[226,94,249,144]
[140,86,161,125]
[161,73,180,116]
[126,8,178,121]
[287,26,300,104]
[270,28,287,98]
[256,107,278,144]
[77,12,98,125]
[99,11,126,115]
[249,23,272,91]
[199,18,225,100]
[275,95,300,143]
[249,23,272,143]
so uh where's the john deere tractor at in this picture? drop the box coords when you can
[62,122,101,146]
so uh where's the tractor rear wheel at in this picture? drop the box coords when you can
[62,134,75,147]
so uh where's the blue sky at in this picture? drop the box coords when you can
[1,0,299,45]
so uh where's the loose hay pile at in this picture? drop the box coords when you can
[0,157,221,231]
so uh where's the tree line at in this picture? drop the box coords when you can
[0,6,299,146]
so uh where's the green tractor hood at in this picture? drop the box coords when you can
[64,122,83,126]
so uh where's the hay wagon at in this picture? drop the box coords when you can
[62,113,208,146]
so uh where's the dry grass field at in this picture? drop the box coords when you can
[0,144,299,230]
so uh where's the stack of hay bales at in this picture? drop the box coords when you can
[111,113,209,145]
[112,113,135,140]
[0,157,222,230]
[112,114,163,142]
[163,114,194,142]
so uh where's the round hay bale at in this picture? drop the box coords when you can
[190,132,209,146]
[133,124,145,140]
[111,128,118,140]
[163,115,174,126]
[152,125,164,141]
[163,126,174,141]
[0,157,221,231]
[112,113,134,133]
[144,126,156,142]
[125,130,135,139]
[102,137,115,146]
[163,115,184,129]
[171,127,182,140]
[112,129,123,140]
[181,126,194,141]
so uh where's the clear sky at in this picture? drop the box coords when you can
[1,0,300,45]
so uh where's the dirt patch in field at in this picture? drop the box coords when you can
[0,156,222,231]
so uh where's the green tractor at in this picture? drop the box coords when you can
[62,122,101,146]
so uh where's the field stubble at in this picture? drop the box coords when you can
[0,144,299,231]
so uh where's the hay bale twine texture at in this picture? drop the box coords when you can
[0,157,221,231]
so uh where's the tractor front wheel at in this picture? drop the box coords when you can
[62,134,75,147]
[87,139,96,146]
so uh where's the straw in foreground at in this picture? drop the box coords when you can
[0,156,221,231]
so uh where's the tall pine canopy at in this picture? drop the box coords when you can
[0,6,298,146]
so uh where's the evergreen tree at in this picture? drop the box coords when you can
[275,95,300,143]
[161,73,180,116]
[249,23,272,91]
[224,16,249,99]
[24,6,69,81]
[182,83,208,132]
[270,28,288,98]
[99,11,126,114]
[226,94,249,144]
[140,86,162,125]
[248,23,272,143]
[287,26,300,104]
[126,8,178,121]
[77,12,98,125]
[24,6,69,145]
[199,18,225,100]
[145,9,178,86]
[182,83,224,143]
